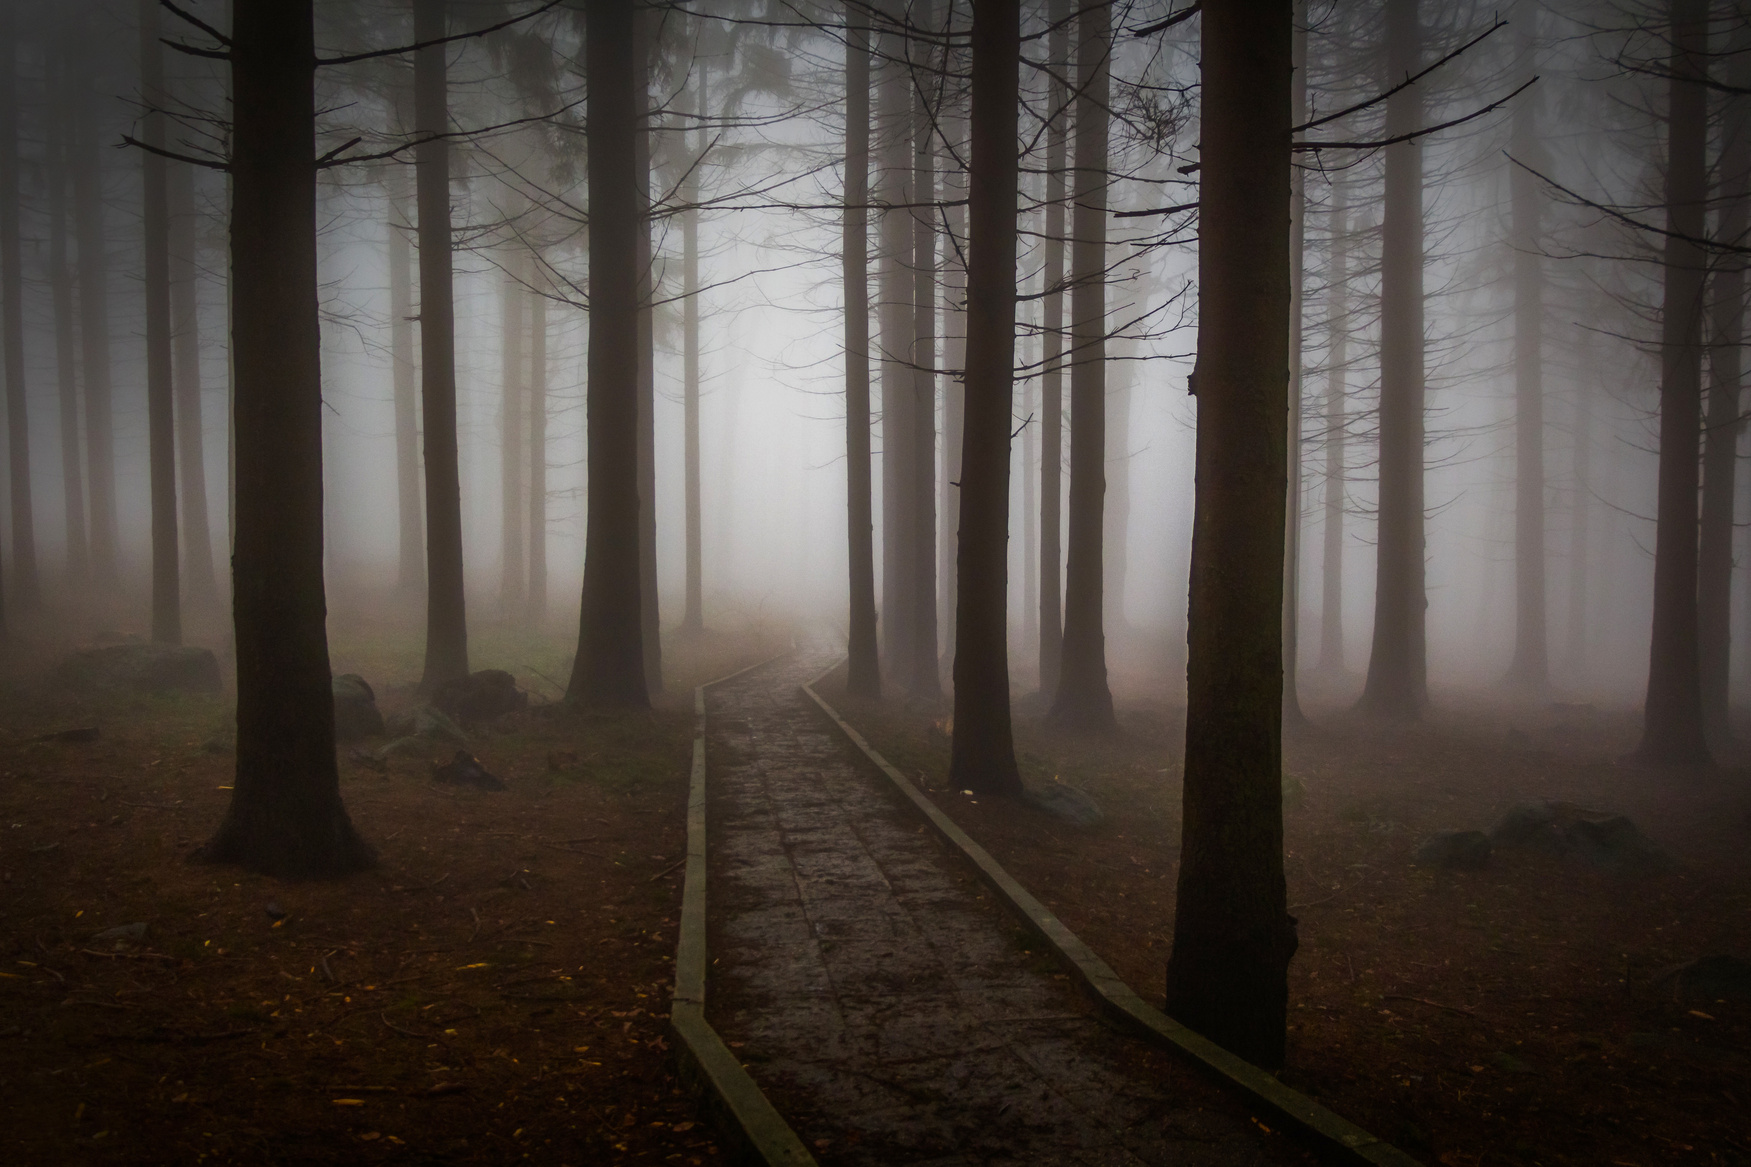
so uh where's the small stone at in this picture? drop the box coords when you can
[431,670,528,724]
[1412,830,1491,870]
[265,902,287,921]
[91,922,148,944]
[431,750,506,791]
[1021,780,1105,827]
[332,674,386,742]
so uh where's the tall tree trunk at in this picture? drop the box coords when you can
[198,0,373,879]
[1317,180,1348,675]
[1038,0,1068,698]
[1281,2,1307,723]
[386,158,424,596]
[169,160,218,609]
[500,248,527,614]
[910,8,942,701]
[1506,0,1547,691]
[1105,352,1131,633]
[939,91,966,673]
[844,6,881,698]
[528,258,547,625]
[1636,0,1710,766]
[1165,0,1297,1071]
[1021,347,1037,651]
[1358,0,1427,719]
[415,0,468,690]
[568,0,649,710]
[634,12,662,695]
[948,0,1022,797]
[47,59,87,590]
[878,14,914,684]
[71,49,117,590]
[1048,0,1116,732]
[681,69,705,636]
[1565,370,1591,676]
[0,4,36,611]
[1698,80,1747,745]
[140,0,181,646]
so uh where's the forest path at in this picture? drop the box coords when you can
[704,644,1299,1166]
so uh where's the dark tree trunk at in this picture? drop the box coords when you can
[878,17,914,685]
[169,159,218,610]
[948,0,1022,797]
[681,69,705,636]
[1165,0,1297,1071]
[634,12,662,695]
[844,6,880,698]
[1505,1,1547,692]
[71,52,117,590]
[1637,0,1712,765]
[1317,179,1348,675]
[198,0,373,880]
[1565,368,1592,675]
[1038,0,1068,698]
[386,157,424,596]
[1048,0,1115,732]
[909,8,942,702]
[47,55,87,590]
[415,0,469,690]
[939,92,966,672]
[1105,352,1131,632]
[0,4,36,611]
[567,0,649,710]
[528,259,547,625]
[1281,3,1307,724]
[140,0,181,646]
[1358,0,1427,719]
[1698,82,1746,745]
[500,251,527,613]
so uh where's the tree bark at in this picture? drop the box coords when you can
[1048,0,1116,732]
[909,5,942,702]
[386,157,424,596]
[635,11,662,695]
[500,248,527,614]
[1105,351,1131,633]
[1505,0,1547,692]
[169,159,218,610]
[844,6,881,698]
[568,0,649,710]
[528,257,547,625]
[1165,0,1297,1071]
[140,0,181,645]
[939,96,966,673]
[1317,180,1348,675]
[878,13,915,684]
[1636,0,1711,766]
[1281,2,1307,724]
[71,48,118,590]
[1358,0,1427,720]
[0,4,36,611]
[415,0,469,690]
[47,49,87,591]
[681,68,705,636]
[198,0,373,880]
[948,0,1022,797]
[1038,0,1069,698]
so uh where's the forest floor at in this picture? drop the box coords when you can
[0,610,788,1166]
[829,669,1751,1167]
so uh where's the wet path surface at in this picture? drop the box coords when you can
[706,648,1303,1166]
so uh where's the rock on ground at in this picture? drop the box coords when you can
[56,644,221,695]
[331,674,385,741]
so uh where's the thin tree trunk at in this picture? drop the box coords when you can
[1565,373,1591,676]
[0,4,36,610]
[415,0,469,690]
[948,0,1022,797]
[1282,2,1307,723]
[1037,0,1069,699]
[1506,0,1547,691]
[71,52,117,590]
[634,12,662,695]
[939,84,966,672]
[879,14,914,684]
[910,7,942,702]
[844,6,880,698]
[386,158,423,596]
[568,0,649,710]
[1021,349,1037,652]
[1165,0,1297,1071]
[1636,0,1710,765]
[528,257,547,625]
[1106,352,1131,633]
[198,0,373,879]
[500,248,527,613]
[1317,180,1348,675]
[1049,0,1116,732]
[1698,82,1747,745]
[140,0,181,645]
[169,160,218,609]
[681,69,704,636]
[47,57,87,590]
[1358,0,1427,719]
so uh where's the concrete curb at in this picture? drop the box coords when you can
[671,652,816,1167]
[801,670,1421,1167]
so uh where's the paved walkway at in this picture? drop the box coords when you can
[706,648,1304,1166]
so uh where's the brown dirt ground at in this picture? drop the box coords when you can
[827,673,1751,1167]
[0,618,785,1166]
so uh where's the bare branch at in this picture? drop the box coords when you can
[1128,3,1199,39]
[316,0,563,67]
[1296,78,1536,152]
[118,134,229,172]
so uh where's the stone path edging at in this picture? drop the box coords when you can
[800,669,1422,1167]
[672,652,818,1167]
